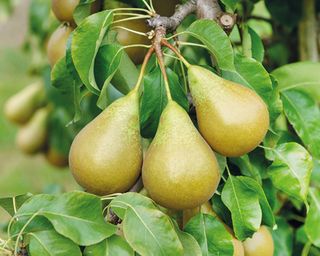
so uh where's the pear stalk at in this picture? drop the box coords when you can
[132,47,155,93]
[155,42,173,101]
[161,39,190,68]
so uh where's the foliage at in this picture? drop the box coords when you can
[1,0,320,255]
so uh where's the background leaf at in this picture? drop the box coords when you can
[28,230,82,256]
[272,62,320,102]
[84,235,134,256]
[184,213,234,256]
[140,67,189,138]
[281,89,320,158]
[272,217,293,256]
[305,189,320,247]
[221,175,261,240]
[0,193,32,216]
[185,19,235,71]
[14,192,117,246]
[123,206,183,256]
[248,26,265,62]
[72,10,113,94]
[267,143,313,203]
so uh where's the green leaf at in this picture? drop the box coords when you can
[74,0,99,25]
[109,192,156,219]
[175,228,202,256]
[248,26,265,62]
[281,89,320,158]
[51,57,75,92]
[72,10,113,94]
[0,193,32,216]
[221,175,263,240]
[305,189,320,247]
[28,230,81,256]
[94,44,140,109]
[84,235,134,256]
[233,54,272,100]
[267,143,313,203]
[272,62,320,102]
[184,213,234,256]
[230,155,262,184]
[272,217,293,256]
[123,206,183,256]
[14,192,117,246]
[95,44,138,94]
[185,19,235,71]
[140,67,189,138]
[220,0,239,11]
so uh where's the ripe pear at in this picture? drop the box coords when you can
[16,108,49,155]
[4,82,46,125]
[142,101,220,210]
[183,202,244,256]
[45,147,68,168]
[243,226,274,256]
[69,91,142,195]
[51,0,79,23]
[47,25,73,67]
[188,65,269,157]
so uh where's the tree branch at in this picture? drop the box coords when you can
[147,0,197,31]
[147,0,236,33]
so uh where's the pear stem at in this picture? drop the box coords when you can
[161,39,191,68]
[154,30,173,101]
[133,47,155,93]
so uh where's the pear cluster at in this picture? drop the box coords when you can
[4,82,68,167]
[69,64,269,210]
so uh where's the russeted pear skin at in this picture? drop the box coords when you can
[188,65,269,157]
[243,226,274,256]
[69,91,142,195]
[16,108,49,154]
[4,82,45,125]
[142,101,220,210]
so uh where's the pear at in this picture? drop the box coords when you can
[47,25,73,67]
[4,82,46,125]
[142,101,220,210]
[45,147,68,168]
[69,91,142,195]
[16,108,49,154]
[51,0,79,23]
[243,226,274,256]
[188,65,269,157]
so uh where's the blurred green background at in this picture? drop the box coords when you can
[0,0,78,225]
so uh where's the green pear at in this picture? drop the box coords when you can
[45,147,68,168]
[243,226,274,256]
[16,108,49,154]
[47,25,73,67]
[4,82,46,125]
[69,91,142,195]
[142,101,220,210]
[188,65,269,157]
